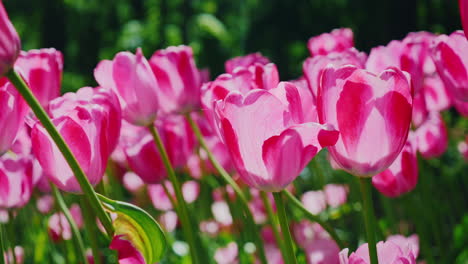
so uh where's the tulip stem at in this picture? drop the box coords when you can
[81,199,103,264]
[358,178,379,264]
[260,191,288,261]
[272,192,297,264]
[6,69,114,237]
[0,224,5,264]
[52,186,89,264]
[283,190,346,249]
[147,124,200,264]
[185,113,268,264]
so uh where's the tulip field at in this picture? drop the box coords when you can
[1,1,468,264]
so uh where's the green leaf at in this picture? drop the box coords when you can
[98,194,167,263]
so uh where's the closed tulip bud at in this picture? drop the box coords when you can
[0,81,26,155]
[149,45,202,114]
[225,52,270,73]
[0,3,20,76]
[31,87,121,193]
[415,112,448,158]
[318,65,413,177]
[15,48,63,107]
[214,82,339,191]
[431,31,468,101]
[95,48,159,126]
[372,133,418,197]
[307,28,354,57]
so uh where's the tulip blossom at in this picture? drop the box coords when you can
[48,212,72,241]
[94,48,159,126]
[36,195,54,214]
[423,74,451,112]
[225,52,270,73]
[292,220,329,249]
[372,133,418,197]
[303,48,367,100]
[301,190,327,215]
[123,116,195,183]
[305,238,340,264]
[339,240,417,264]
[15,48,63,107]
[415,112,448,158]
[324,184,348,207]
[431,31,468,101]
[4,246,24,264]
[458,136,468,160]
[212,200,233,226]
[460,0,468,39]
[0,153,33,209]
[31,87,121,193]
[307,28,354,57]
[0,2,20,76]
[122,171,145,193]
[214,81,339,191]
[0,81,26,155]
[159,210,178,232]
[318,65,413,177]
[149,45,202,114]
[386,234,419,258]
[110,235,145,264]
[148,180,200,211]
[214,242,238,264]
[453,97,468,116]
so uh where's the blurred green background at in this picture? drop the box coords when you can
[4,0,462,93]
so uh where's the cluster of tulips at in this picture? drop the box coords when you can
[0,1,467,264]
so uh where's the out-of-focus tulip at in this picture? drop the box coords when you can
[148,180,200,211]
[318,65,412,177]
[339,240,417,264]
[458,136,468,160]
[372,133,418,197]
[214,242,238,264]
[0,2,20,76]
[31,87,121,193]
[324,184,348,207]
[292,220,329,249]
[4,246,24,264]
[15,48,63,107]
[109,235,145,264]
[307,28,354,57]
[94,48,159,126]
[301,191,327,215]
[453,97,468,116]
[303,48,367,100]
[48,212,72,241]
[415,112,448,158]
[149,45,202,114]
[305,238,340,264]
[124,116,194,184]
[431,31,468,101]
[0,153,32,209]
[423,74,451,112]
[159,210,178,232]
[214,82,339,191]
[212,200,233,226]
[0,81,26,155]
[387,234,419,259]
[36,195,54,214]
[200,220,220,237]
[412,93,428,128]
[460,0,468,39]
[225,52,270,73]
[262,244,284,264]
[122,171,144,193]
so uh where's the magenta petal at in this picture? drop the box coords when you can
[109,235,146,264]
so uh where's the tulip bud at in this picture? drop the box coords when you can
[0,3,20,76]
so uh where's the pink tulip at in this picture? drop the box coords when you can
[262,244,284,264]
[301,191,327,215]
[460,0,468,39]
[431,31,468,101]
[318,65,412,176]
[124,116,194,183]
[411,92,428,128]
[423,74,451,112]
[303,48,367,100]
[225,52,270,73]
[0,153,33,208]
[453,97,468,116]
[214,82,339,191]
[307,28,354,57]
[159,210,178,232]
[458,136,468,160]
[324,184,348,207]
[94,48,159,126]
[31,87,121,193]
[372,133,418,197]
[340,238,417,264]
[0,80,26,155]
[305,238,340,264]
[148,180,200,211]
[387,234,419,258]
[415,112,448,158]
[149,45,202,114]
[289,77,318,122]
[48,212,72,241]
[36,195,54,214]
[292,220,329,249]
[4,246,24,264]
[109,235,145,264]
[212,200,233,226]
[0,2,20,76]
[122,171,144,193]
[214,242,238,264]
[200,220,220,237]
[15,48,63,107]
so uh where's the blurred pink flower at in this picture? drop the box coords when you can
[307,28,354,57]
[415,112,448,158]
[214,242,238,264]
[225,52,270,73]
[324,184,348,207]
[0,2,21,76]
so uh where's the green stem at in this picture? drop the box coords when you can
[358,178,379,264]
[283,190,346,249]
[147,125,200,264]
[0,224,5,264]
[81,200,103,264]
[6,70,114,237]
[272,192,297,264]
[260,192,288,261]
[6,212,16,264]
[52,186,89,264]
[186,114,268,264]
